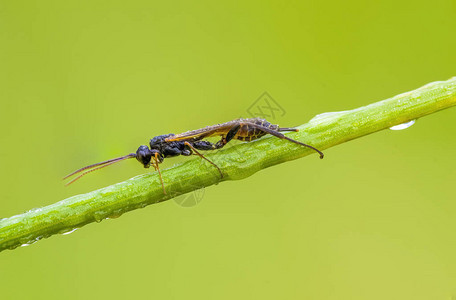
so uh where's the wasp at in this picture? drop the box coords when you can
[64,118,324,194]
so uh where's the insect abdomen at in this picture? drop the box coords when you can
[236,118,279,142]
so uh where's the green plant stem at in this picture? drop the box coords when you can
[1,77,456,252]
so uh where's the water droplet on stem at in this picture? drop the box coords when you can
[390,120,416,131]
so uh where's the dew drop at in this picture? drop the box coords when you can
[108,209,124,219]
[93,211,106,223]
[390,120,416,131]
[62,228,78,235]
[26,207,43,214]
[20,236,42,247]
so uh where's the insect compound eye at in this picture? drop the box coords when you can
[135,145,152,166]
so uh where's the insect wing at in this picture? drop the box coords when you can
[165,123,233,142]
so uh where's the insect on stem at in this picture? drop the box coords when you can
[64,118,324,193]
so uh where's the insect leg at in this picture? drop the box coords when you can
[190,124,241,151]
[242,122,324,159]
[152,152,166,194]
[225,124,241,142]
[214,124,241,149]
[184,141,223,178]
[191,140,218,150]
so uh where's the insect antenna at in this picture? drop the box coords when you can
[64,153,136,185]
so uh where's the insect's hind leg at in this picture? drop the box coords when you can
[189,125,241,152]
[184,142,224,178]
[214,124,241,149]
[243,122,324,159]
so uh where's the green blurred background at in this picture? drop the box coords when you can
[1,0,456,299]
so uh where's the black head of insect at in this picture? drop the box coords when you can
[135,145,164,168]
